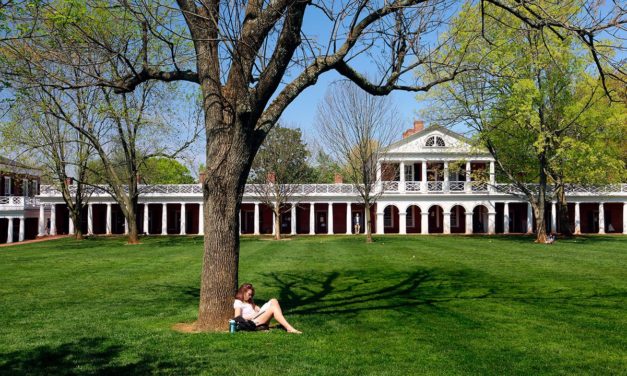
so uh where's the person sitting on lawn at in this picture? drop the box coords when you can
[233,283,302,334]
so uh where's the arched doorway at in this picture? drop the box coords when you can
[450,205,466,234]
[473,205,489,233]
[383,205,399,234]
[406,205,421,234]
[428,205,444,233]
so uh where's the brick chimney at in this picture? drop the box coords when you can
[266,171,276,184]
[402,120,425,138]
[334,173,343,184]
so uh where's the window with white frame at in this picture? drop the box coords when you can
[425,136,445,147]
[404,164,414,181]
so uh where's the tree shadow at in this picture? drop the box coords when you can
[0,337,178,375]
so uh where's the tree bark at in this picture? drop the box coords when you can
[533,159,548,243]
[273,206,281,240]
[555,181,573,237]
[365,201,373,243]
[194,116,257,331]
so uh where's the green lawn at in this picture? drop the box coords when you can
[0,235,625,375]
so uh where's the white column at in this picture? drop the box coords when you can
[526,203,533,234]
[376,211,384,235]
[550,202,557,234]
[180,203,186,235]
[376,162,382,193]
[161,203,168,235]
[465,161,472,193]
[271,210,276,235]
[399,211,407,235]
[443,211,451,234]
[421,212,429,234]
[68,216,75,235]
[124,218,129,235]
[488,212,496,235]
[623,203,627,234]
[87,203,94,235]
[7,217,13,243]
[598,202,605,234]
[49,205,57,236]
[253,203,260,235]
[309,203,315,235]
[198,203,205,235]
[106,203,112,235]
[290,204,297,235]
[18,216,25,242]
[346,203,352,234]
[489,161,496,192]
[465,212,473,234]
[421,161,428,192]
[239,208,242,235]
[574,202,581,234]
[143,203,149,235]
[38,204,45,237]
[443,161,449,192]
[399,161,406,193]
[327,203,334,235]
[503,203,510,234]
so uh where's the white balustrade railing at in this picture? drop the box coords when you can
[428,181,443,192]
[35,182,627,200]
[0,196,39,207]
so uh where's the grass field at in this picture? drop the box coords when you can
[0,235,625,375]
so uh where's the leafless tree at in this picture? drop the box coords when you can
[316,81,402,243]
[1,0,624,331]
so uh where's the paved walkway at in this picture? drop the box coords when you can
[0,235,69,248]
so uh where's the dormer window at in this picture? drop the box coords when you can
[425,136,445,147]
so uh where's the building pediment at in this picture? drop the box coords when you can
[385,125,485,155]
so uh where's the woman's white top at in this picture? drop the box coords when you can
[233,299,256,320]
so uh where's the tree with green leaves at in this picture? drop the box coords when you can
[2,0,624,331]
[249,125,313,240]
[423,2,626,242]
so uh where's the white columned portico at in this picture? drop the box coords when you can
[488,212,496,235]
[309,203,315,235]
[290,204,297,235]
[68,216,75,235]
[38,204,45,236]
[623,203,627,234]
[550,202,557,234]
[421,161,428,192]
[253,203,260,235]
[346,203,352,234]
[465,161,472,193]
[526,203,533,234]
[399,161,406,193]
[143,203,149,235]
[106,203,112,235]
[465,212,473,234]
[198,203,205,235]
[503,203,510,234]
[327,203,334,235]
[598,202,605,234]
[161,203,168,235]
[180,203,186,235]
[376,211,384,235]
[443,211,451,234]
[18,216,25,242]
[7,217,13,243]
[443,161,449,192]
[399,211,407,235]
[421,212,429,234]
[271,211,276,236]
[574,203,581,234]
[87,203,94,235]
[124,218,129,235]
[50,204,57,236]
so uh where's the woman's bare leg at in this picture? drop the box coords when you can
[254,298,301,333]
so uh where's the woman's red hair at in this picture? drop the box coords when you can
[234,283,255,305]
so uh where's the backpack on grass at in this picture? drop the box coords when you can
[233,316,269,331]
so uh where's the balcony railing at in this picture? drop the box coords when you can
[0,196,39,208]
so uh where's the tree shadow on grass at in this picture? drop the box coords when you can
[0,337,178,375]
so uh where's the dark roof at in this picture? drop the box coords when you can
[0,156,39,170]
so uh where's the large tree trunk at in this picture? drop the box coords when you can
[273,206,281,240]
[194,115,256,331]
[533,161,548,243]
[126,210,140,244]
[70,211,84,240]
[365,201,373,243]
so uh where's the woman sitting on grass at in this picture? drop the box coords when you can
[233,283,302,334]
